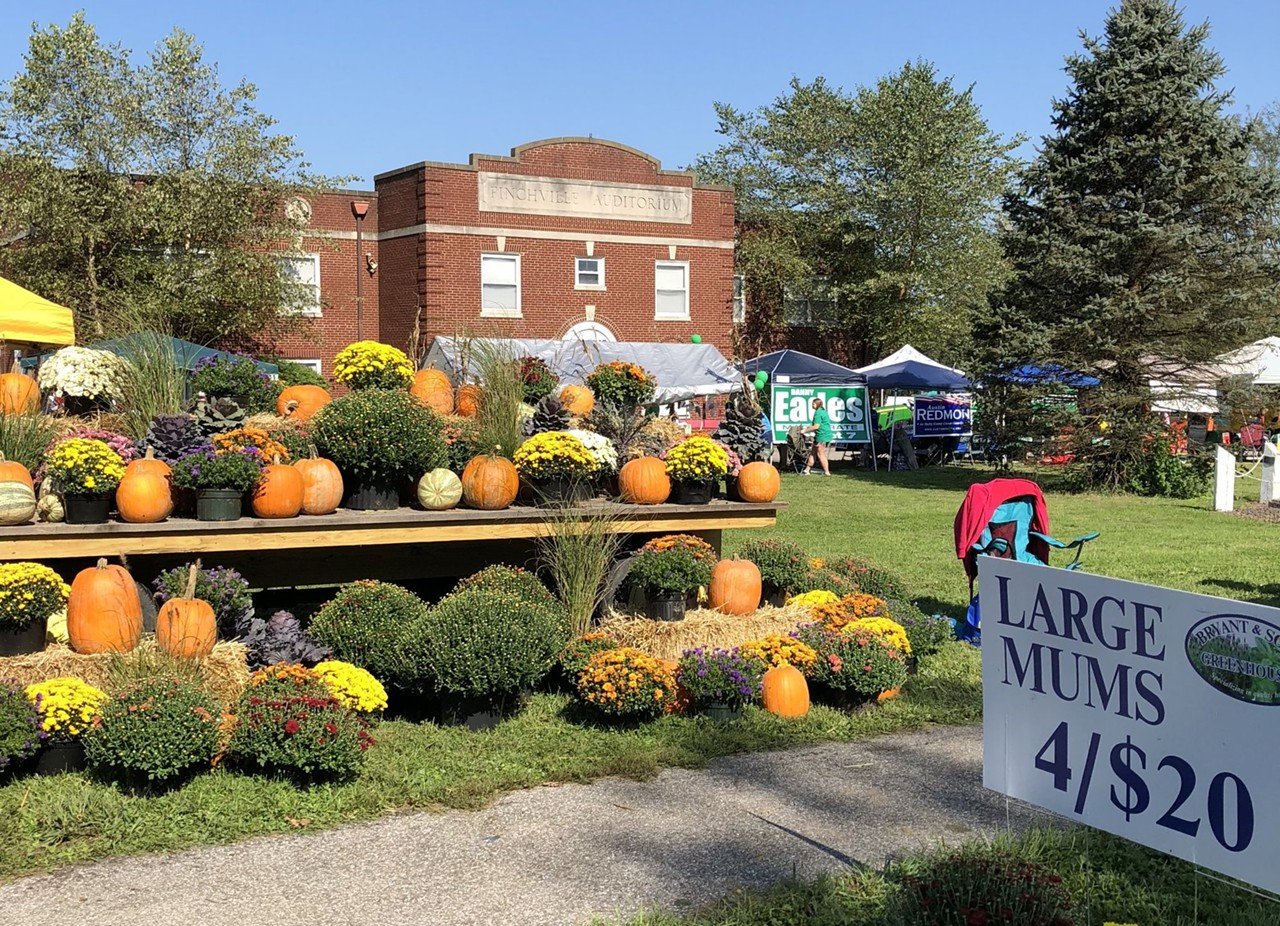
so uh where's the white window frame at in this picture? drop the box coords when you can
[291,359,323,375]
[279,253,322,317]
[481,252,522,318]
[733,273,746,324]
[574,256,605,291]
[654,260,690,321]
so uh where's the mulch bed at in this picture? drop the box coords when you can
[1233,502,1280,524]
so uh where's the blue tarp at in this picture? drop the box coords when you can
[20,334,279,375]
[999,364,1100,388]
[740,349,867,386]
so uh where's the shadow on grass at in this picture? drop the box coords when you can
[1197,577,1280,608]
[913,595,967,620]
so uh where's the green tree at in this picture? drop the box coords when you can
[981,0,1280,487]
[695,63,1020,364]
[0,14,345,346]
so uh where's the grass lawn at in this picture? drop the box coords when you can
[727,463,1280,616]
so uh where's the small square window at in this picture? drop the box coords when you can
[481,253,522,317]
[575,256,605,290]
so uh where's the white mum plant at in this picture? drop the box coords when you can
[566,428,619,473]
[37,347,127,400]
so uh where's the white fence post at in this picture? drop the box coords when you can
[1214,444,1236,512]
[1262,442,1279,504]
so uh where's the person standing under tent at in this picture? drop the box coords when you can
[802,397,832,476]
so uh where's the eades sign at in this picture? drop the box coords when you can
[913,395,972,438]
[981,558,1280,895]
[769,384,871,444]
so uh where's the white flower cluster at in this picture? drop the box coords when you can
[566,428,619,473]
[36,347,127,400]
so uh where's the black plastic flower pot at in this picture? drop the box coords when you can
[435,691,528,731]
[34,741,86,776]
[0,619,45,656]
[63,493,111,525]
[532,478,594,506]
[344,480,400,511]
[645,591,686,622]
[196,488,243,522]
[761,583,788,608]
[724,476,742,501]
[674,480,715,505]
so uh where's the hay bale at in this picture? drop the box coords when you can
[598,604,810,661]
[0,639,250,706]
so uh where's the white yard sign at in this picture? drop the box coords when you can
[981,558,1280,894]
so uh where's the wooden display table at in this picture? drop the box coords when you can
[0,500,779,589]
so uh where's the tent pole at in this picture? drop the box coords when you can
[887,393,897,470]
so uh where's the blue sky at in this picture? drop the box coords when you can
[2,1,1276,186]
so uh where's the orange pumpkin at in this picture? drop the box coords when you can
[618,456,670,505]
[155,561,217,659]
[708,558,762,616]
[293,448,343,515]
[125,446,171,479]
[410,369,454,415]
[560,384,594,416]
[277,384,332,422]
[0,362,38,415]
[455,384,482,418]
[761,664,810,717]
[252,457,304,518]
[735,461,780,503]
[116,470,173,523]
[67,558,143,654]
[461,454,519,510]
[0,453,33,489]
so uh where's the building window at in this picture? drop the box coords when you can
[733,274,746,324]
[655,260,690,320]
[290,359,323,375]
[481,253,521,317]
[279,253,322,317]
[575,257,605,290]
[783,280,838,326]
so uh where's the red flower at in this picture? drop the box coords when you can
[324,722,338,735]
[284,719,301,735]
[827,653,843,672]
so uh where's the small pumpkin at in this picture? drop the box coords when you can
[252,455,304,518]
[115,470,173,523]
[155,560,217,659]
[560,384,594,416]
[294,446,343,515]
[35,480,63,523]
[0,361,38,415]
[461,454,519,510]
[67,558,143,654]
[0,480,38,525]
[417,467,464,510]
[618,456,670,505]
[761,664,810,718]
[0,453,34,489]
[708,558,762,616]
[455,384,482,418]
[277,384,332,422]
[410,369,454,415]
[735,461,780,503]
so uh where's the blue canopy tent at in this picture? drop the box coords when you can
[854,344,971,391]
[999,364,1100,388]
[20,334,279,375]
[740,349,867,386]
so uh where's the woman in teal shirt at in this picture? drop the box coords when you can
[803,397,833,475]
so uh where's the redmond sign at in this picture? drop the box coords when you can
[478,172,693,223]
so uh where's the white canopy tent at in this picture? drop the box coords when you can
[1215,337,1280,386]
[853,344,970,391]
[422,336,743,406]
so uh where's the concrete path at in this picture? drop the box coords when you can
[0,725,1045,926]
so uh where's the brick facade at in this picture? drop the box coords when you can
[275,138,736,382]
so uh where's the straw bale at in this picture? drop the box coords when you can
[598,604,810,661]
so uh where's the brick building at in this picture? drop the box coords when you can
[276,138,736,381]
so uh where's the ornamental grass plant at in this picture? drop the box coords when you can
[112,324,187,440]
[0,411,57,472]
[537,501,626,637]
[470,337,528,457]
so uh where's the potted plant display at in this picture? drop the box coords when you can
[24,677,107,775]
[628,543,713,621]
[512,431,601,504]
[517,355,560,404]
[576,647,676,722]
[791,622,909,708]
[44,437,126,524]
[332,340,415,391]
[565,428,619,485]
[36,346,126,416]
[738,538,809,605]
[662,435,729,505]
[0,683,44,776]
[0,562,69,656]
[584,360,656,411]
[675,647,764,721]
[171,447,264,522]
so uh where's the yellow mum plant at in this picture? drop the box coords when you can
[738,634,818,670]
[513,431,601,480]
[312,660,388,714]
[45,437,126,495]
[786,589,840,610]
[812,593,889,631]
[25,677,107,740]
[0,562,70,629]
[576,647,674,719]
[844,616,912,655]
[333,340,415,390]
[663,436,729,482]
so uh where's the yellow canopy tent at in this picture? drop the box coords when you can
[0,276,76,347]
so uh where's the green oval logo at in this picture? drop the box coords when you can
[1185,614,1280,706]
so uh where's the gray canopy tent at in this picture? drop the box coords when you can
[422,337,742,405]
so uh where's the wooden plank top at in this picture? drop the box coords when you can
[0,500,781,560]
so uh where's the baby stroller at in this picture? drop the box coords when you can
[953,477,1098,642]
[786,426,813,474]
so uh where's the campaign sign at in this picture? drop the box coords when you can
[981,558,1280,894]
[913,395,972,438]
[769,384,871,444]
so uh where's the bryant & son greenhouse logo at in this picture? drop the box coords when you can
[1185,613,1280,706]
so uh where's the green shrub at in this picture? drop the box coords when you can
[308,581,428,687]
[455,565,556,605]
[404,587,570,698]
[229,686,373,781]
[83,677,220,783]
[792,623,908,698]
[899,842,1074,925]
[0,683,44,771]
[1128,441,1212,499]
[738,538,808,592]
[189,354,279,413]
[886,599,954,655]
[311,389,447,485]
[274,359,327,388]
[806,556,909,600]
[628,546,712,595]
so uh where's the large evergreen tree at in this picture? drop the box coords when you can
[983,0,1280,486]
